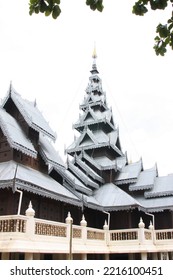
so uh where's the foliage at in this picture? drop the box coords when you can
[29,0,104,19]
[29,0,61,19]
[86,0,104,12]
[132,0,173,55]
[29,0,173,55]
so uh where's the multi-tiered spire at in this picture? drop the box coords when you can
[64,50,167,213]
[66,49,127,195]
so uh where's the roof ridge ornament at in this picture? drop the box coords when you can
[8,80,13,97]
[92,44,97,59]
[90,44,99,75]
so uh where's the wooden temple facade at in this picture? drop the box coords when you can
[0,52,173,260]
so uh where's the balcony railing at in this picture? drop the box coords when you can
[0,204,173,255]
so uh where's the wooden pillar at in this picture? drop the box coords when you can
[104,254,109,260]
[128,253,134,260]
[152,252,158,260]
[141,252,147,260]
[33,253,41,260]
[1,252,10,260]
[160,252,169,260]
[25,253,33,260]
[81,254,87,260]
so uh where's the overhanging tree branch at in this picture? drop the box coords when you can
[28,0,173,56]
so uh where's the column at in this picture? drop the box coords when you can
[1,252,10,260]
[141,252,147,260]
[138,217,145,244]
[25,253,33,260]
[81,254,87,260]
[65,212,73,260]
[128,253,134,260]
[160,252,169,260]
[152,252,158,260]
[104,254,109,260]
[80,215,87,260]
[34,253,41,260]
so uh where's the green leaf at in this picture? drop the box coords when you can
[34,6,40,14]
[45,8,51,16]
[53,0,60,4]
[168,23,173,31]
[96,0,104,12]
[157,24,169,38]
[40,0,48,13]
[30,0,39,4]
[132,2,148,16]
[52,5,61,19]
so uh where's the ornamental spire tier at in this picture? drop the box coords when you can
[66,51,127,195]
[90,46,99,75]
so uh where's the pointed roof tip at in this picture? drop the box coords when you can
[155,162,159,176]
[34,98,37,107]
[129,156,133,164]
[92,44,97,59]
[8,80,13,95]
[90,44,99,75]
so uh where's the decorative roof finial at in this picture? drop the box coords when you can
[9,80,13,96]
[92,43,97,59]
[91,43,99,75]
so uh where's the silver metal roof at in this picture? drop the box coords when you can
[0,161,80,205]
[136,194,173,212]
[145,174,173,198]
[115,159,142,185]
[2,85,56,141]
[93,183,139,211]
[39,134,65,169]
[0,108,37,158]
[129,166,157,191]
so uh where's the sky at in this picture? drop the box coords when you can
[0,1,173,176]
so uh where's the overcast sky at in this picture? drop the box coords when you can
[0,1,173,176]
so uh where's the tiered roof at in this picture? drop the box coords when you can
[0,52,173,213]
[65,50,173,212]
[0,161,80,205]
[2,84,56,141]
[0,85,80,206]
[0,108,37,158]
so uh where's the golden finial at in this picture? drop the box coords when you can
[92,43,97,59]
[129,156,132,164]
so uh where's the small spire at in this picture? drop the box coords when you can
[34,98,37,107]
[92,44,97,59]
[8,80,13,96]
[80,214,87,227]
[90,44,99,75]
[25,201,35,217]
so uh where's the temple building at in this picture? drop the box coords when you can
[0,51,173,260]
